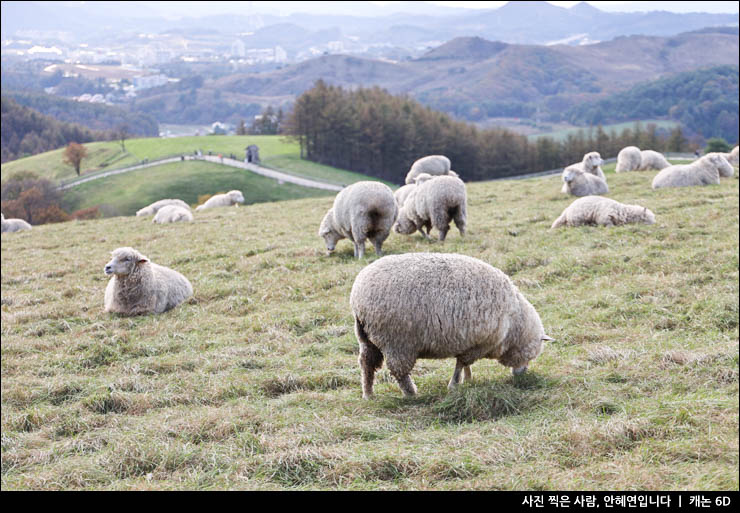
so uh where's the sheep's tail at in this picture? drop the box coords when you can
[355,317,383,371]
[550,214,566,229]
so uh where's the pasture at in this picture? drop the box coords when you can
[1,166,737,490]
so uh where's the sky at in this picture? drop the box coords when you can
[371,1,740,13]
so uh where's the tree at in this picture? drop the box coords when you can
[63,142,88,176]
[667,126,688,152]
[115,124,130,152]
[236,119,247,136]
[705,137,731,154]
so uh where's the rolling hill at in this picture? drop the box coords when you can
[2,163,737,490]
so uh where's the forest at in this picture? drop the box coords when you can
[284,80,693,183]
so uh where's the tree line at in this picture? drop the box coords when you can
[284,80,693,183]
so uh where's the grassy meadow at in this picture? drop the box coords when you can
[1,164,738,490]
[0,135,375,187]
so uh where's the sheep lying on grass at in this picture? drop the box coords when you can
[551,196,655,228]
[723,146,739,167]
[152,205,194,224]
[1,213,31,233]
[350,253,552,398]
[104,247,193,315]
[136,199,190,217]
[560,152,605,193]
[319,181,397,259]
[405,155,454,184]
[195,190,245,211]
[652,153,734,189]
[616,146,641,172]
[395,175,467,241]
[638,150,671,171]
[561,167,609,197]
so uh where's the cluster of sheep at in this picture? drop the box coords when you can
[134,190,245,224]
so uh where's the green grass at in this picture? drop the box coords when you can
[1,135,380,187]
[1,168,737,490]
[528,120,681,142]
[61,160,332,217]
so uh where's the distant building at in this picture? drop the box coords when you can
[274,45,287,63]
[27,45,64,59]
[133,74,168,90]
[231,39,246,57]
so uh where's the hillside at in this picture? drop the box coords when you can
[0,96,108,163]
[564,65,740,143]
[1,165,738,490]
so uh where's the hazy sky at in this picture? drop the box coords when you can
[372,1,740,13]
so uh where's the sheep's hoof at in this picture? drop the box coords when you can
[512,366,528,376]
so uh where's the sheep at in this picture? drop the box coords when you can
[550,196,655,228]
[652,153,734,189]
[638,150,671,171]
[394,183,417,209]
[404,155,453,184]
[195,190,245,211]
[395,174,467,241]
[103,247,193,315]
[1,213,32,233]
[560,152,605,193]
[350,252,553,398]
[136,199,191,217]
[560,167,609,197]
[152,205,194,224]
[616,146,641,173]
[723,146,739,167]
[319,181,397,259]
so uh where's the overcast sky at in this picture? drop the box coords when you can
[375,1,740,13]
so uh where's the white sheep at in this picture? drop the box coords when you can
[350,253,552,398]
[404,155,453,184]
[560,152,605,193]
[1,213,32,233]
[136,199,191,217]
[395,174,467,241]
[104,247,193,315]
[551,196,655,228]
[394,183,417,209]
[319,181,398,259]
[615,146,641,173]
[723,146,739,167]
[195,190,245,211]
[561,167,609,197]
[652,153,734,189]
[152,205,194,224]
[638,150,671,171]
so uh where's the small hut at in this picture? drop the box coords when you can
[245,145,260,163]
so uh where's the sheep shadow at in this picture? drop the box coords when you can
[372,371,552,424]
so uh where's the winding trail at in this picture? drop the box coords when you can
[58,155,344,192]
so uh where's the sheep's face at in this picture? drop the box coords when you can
[562,168,578,183]
[707,154,734,177]
[394,210,417,235]
[319,210,340,254]
[642,208,656,225]
[584,152,603,169]
[229,191,245,204]
[105,247,148,276]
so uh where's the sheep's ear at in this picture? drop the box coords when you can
[137,258,148,265]
[542,335,554,342]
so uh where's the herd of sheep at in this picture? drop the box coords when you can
[2,145,738,399]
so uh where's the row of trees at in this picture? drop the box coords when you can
[284,80,695,183]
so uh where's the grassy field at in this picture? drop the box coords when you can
[61,160,333,217]
[0,135,378,187]
[528,120,681,142]
[1,166,737,490]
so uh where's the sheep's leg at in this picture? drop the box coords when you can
[355,241,365,259]
[448,358,467,389]
[358,344,384,400]
[386,357,417,397]
[372,236,385,256]
[438,225,449,242]
[453,210,466,237]
[512,366,528,376]
[462,365,472,382]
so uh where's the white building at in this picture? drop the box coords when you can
[274,45,287,63]
[133,74,168,90]
[231,39,246,57]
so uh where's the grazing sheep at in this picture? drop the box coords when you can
[560,152,605,193]
[394,183,417,209]
[136,199,191,217]
[561,167,609,197]
[405,155,452,184]
[551,196,655,228]
[652,153,733,189]
[350,253,552,398]
[638,150,671,171]
[395,174,467,241]
[1,213,31,233]
[723,146,739,167]
[319,181,397,259]
[152,205,194,224]
[616,146,642,173]
[195,190,245,211]
[104,247,193,315]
